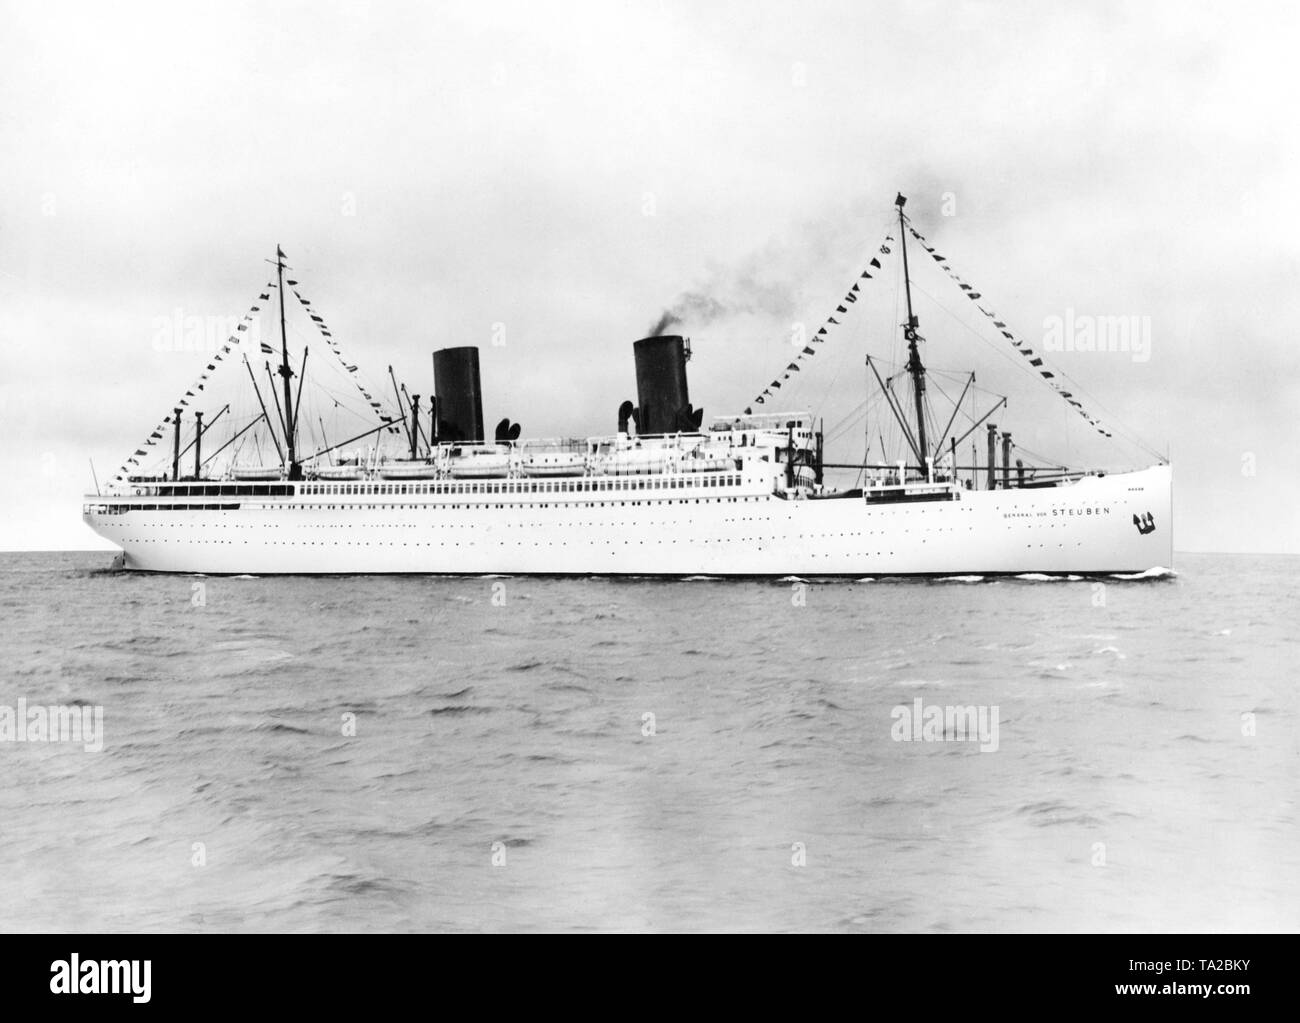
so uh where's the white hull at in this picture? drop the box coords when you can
[84,464,1173,575]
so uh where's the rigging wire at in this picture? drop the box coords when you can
[908,263,1164,463]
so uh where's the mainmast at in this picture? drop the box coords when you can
[274,245,298,473]
[896,194,929,465]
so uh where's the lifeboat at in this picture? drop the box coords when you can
[679,455,732,473]
[231,466,283,481]
[316,465,366,481]
[599,446,676,476]
[378,460,440,480]
[520,452,587,478]
[446,445,511,479]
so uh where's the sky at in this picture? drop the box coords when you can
[1,0,1297,553]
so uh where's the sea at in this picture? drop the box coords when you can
[0,551,1295,933]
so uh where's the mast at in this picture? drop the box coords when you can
[171,408,182,481]
[390,366,412,449]
[292,345,309,454]
[275,245,297,470]
[244,355,283,463]
[896,194,929,464]
[194,411,203,479]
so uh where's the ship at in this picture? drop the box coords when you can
[82,195,1173,576]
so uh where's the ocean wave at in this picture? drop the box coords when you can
[4,549,1290,934]
[253,722,312,735]
[1109,566,1177,580]
[318,872,412,898]
[428,705,494,716]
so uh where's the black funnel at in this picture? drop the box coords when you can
[433,346,485,443]
[633,335,692,435]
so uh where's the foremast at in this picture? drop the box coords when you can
[896,193,929,467]
[273,245,300,478]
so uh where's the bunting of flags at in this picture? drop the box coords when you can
[905,223,1112,438]
[743,231,895,414]
[112,283,273,483]
[290,288,401,434]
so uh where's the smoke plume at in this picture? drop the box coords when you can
[647,273,799,337]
